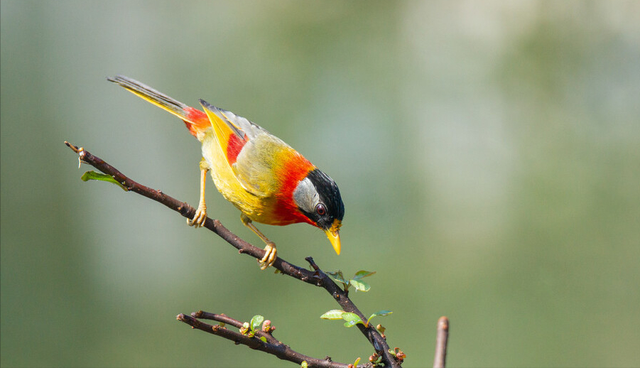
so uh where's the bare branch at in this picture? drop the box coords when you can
[433,316,449,368]
[178,311,354,368]
[65,141,400,368]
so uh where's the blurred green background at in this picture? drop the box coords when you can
[2,1,640,367]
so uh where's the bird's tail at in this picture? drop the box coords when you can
[108,75,209,137]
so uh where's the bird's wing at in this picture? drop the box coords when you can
[200,100,285,197]
[233,133,297,198]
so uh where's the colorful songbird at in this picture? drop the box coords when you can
[108,75,344,269]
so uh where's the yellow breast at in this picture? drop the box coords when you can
[200,129,278,223]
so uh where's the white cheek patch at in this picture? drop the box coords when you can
[293,177,319,214]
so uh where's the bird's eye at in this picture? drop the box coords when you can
[315,203,326,216]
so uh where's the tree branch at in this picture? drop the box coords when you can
[433,316,449,368]
[65,141,400,368]
[178,311,353,367]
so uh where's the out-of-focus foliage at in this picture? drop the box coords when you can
[2,1,639,367]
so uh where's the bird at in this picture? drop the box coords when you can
[107,75,344,269]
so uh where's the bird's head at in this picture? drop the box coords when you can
[293,168,344,255]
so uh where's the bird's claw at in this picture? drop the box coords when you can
[259,242,277,270]
[187,206,207,227]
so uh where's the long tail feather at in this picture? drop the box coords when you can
[108,75,210,137]
[108,75,192,121]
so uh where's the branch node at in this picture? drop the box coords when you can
[305,256,319,271]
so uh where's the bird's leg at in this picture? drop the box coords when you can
[241,214,277,270]
[187,160,209,227]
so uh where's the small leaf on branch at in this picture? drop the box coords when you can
[81,171,127,191]
[320,310,346,320]
[371,310,393,317]
[250,315,264,333]
[353,357,361,367]
[349,279,371,292]
[353,270,376,280]
[341,312,361,322]
[327,271,348,285]
[367,310,393,326]
[341,312,364,328]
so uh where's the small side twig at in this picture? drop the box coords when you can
[178,311,355,368]
[433,316,449,368]
[193,311,279,345]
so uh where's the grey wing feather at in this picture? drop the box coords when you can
[233,133,291,198]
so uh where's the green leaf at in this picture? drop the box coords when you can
[320,310,346,320]
[301,361,308,368]
[372,310,393,317]
[342,312,362,326]
[349,279,371,292]
[327,271,347,285]
[353,270,376,280]
[260,336,267,343]
[367,310,393,325]
[250,315,264,332]
[353,357,361,367]
[322,310,365,328]
[81,171,127,191]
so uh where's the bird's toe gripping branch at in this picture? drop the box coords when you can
[259,242,277,270]
[187,205,208,227]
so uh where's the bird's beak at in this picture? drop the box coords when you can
[324,219,342,255]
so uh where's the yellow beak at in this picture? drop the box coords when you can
[324,219,342,255]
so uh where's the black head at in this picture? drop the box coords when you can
[293,168,344,254]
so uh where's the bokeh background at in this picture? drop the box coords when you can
[2,1,639,367]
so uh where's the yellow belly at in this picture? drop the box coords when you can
[200,129,279,224]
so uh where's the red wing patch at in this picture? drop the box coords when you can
[226,133,248,165]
